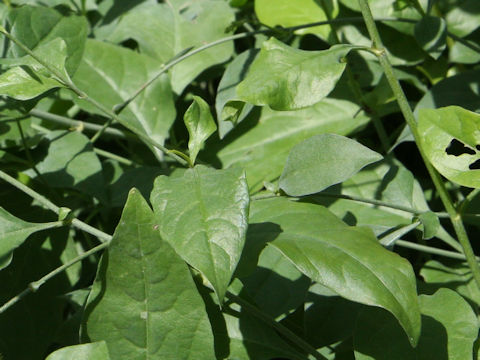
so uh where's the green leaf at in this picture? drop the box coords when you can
[46,342,110,360]
[279,134,383,196]
[210,98,370,192]
[7,5,87,75]
[445,0,480,38]
[414,16,447,60]
[83,189,215,359]
[0,207,60,270]
[237,38,356,110]
[151,166,249,302]
[98,0,235,94]
[215,49,257,138]
[354,288,478,360]
[24,130,106,202]
[418,106,480,188]
[417,211,440,240]
[71,39,176,156]
[249,197,421,346]
[184,96,217,164]
[255,0,338,40]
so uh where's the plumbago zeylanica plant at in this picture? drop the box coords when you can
[1,0,480,359]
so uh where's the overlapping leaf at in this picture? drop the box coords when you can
[46,342,110,360]
[83,189,215,359]
[151,166,249,302]
[249,197,421,345]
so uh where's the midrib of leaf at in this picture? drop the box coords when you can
[273,232,409,323]
[192,168,221,298]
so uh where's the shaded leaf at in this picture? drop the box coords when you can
[0,207,60,270]
[184,96,217,164]
[71,39,176,156]
[99,0,235,94]
[354,288,478,360]
[46,342,110,360]
[83,189,215,359]
[417,211,440,240]
[418,106,480,188]
[237,38,356,110]
[249,197,421,345]
[414,16,447,59]
[151,166,249,302]
[279,134,383,196]
[445,0,480,38]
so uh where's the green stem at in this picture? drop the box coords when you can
[0,240,111,315]
[357,0,480,291]
[0,169,111,242]
[29,109,135,140]
[94,147,134,166]
[226,292,327,360]
[395,240,479,261]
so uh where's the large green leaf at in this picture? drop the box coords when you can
[83,189,215,359]
[0,207,60,270]
[184,96,217,165]
[279,134,382,196]
[24,130,106,202]
[250,197,421,345]
[354,288,478,360]
[210,98,370,191]
[255,0,338,40]
[237,38,356,110]
[445,0,480,37]
[150,166,249,302]
[45,342,110,360]
[6,5,87,75]
[99,0,234,94]
[71,39,176,155]
[418,106,480,188]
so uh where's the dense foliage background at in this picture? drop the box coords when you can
[0,0,480,359]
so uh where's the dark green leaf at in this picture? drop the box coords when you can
[237,38,356,110]
[83,189,215,359]
[279,134,383,196]
[414,16,447,59]
[151,166,249,302]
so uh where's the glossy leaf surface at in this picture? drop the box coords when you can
[279,134,383,196]
[151,166,249,302]
[249,197,421,345]
[84,189,215,359]
[237,38,356,110]
[184,96,217,164]
[418,106,480,188]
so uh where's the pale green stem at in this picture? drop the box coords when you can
[357,0,480,291]
[0,240,111,315]
[395,240,480,261]
[94,147,134,166]
[226,292,327,360]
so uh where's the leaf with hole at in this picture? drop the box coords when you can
[279,133,383,196]
[83,189,215,359]
[150,165,249,302]
[418,106,480,188]
[237,38,357,110]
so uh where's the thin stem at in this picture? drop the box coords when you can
[94,147,134,166]
[226,291,327,360]
[90,118,114,144]
[29,109,135,140]
[395,240,480,262]
[0,240,111,315]
[357,0,480,290]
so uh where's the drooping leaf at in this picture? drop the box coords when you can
[6,5,87,75]
[98,0,235,94]
[83,189,215,359]
[279,134,383,196]
[250,197,421,345]
[71,39,176,156]
[184,96,217,164]
[418,106,480,188]
[45,342,110,360]
[215,49,258,138]
[24,130,106,202]
[0,207,60,270]
[209,98,370,191]
[151,166,249,302]
[354,289,478,360]
[414,15,447,59]
[255,0,339,40]
[237,38,356,110]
